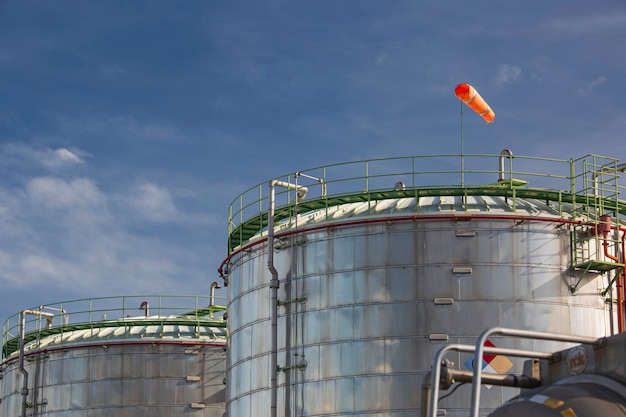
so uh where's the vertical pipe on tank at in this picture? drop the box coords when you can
[498,149,513,182]
[268,180,279,417]
[19,311,29,417]
[19,309,54,417]
[210,281,221,307]
[267,179,309,417]
[140,301,150,317]
[621,230,626,332]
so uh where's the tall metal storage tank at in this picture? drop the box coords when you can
[0,295,227,417]
[221,152,625,417]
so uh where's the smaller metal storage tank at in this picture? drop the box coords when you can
[0,295,227,417]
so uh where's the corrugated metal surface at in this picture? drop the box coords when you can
[0,316,227,416]
[261,196,574,238]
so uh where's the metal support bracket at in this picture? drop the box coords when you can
[277,359,308,373]
[277,297,307,307]
[570,262,594,294]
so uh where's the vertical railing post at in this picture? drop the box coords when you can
[365,160,369,193]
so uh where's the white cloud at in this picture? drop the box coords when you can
[130,182,177,222]
[0,173,210,298]
[496,64,522,85]
[27,177,104,211]
[577,76,607,94]
[20,254,63,282]
[54,148,83,164]
[0,143,88,171]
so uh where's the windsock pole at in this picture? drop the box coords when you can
[460,100,465,187]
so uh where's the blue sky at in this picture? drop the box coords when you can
[1,1,625,322]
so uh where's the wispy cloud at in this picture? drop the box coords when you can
[376,52,387,66]
[56,115,186,143]
[0,172,212,297]
[27,177,104,211]
[128,182,177,223]
[54,148,83,164]
[531,74,543,82]
[542,13,626,39]
[0,144,88,171]
[577,76,607,94]
[99,63,125,79]
[495,64,522,85]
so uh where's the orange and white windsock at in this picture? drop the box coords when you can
[454,83,495,123]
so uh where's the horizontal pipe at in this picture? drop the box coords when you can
[446,369,540,389]
[428,344,555,417]
[271,179,308,201]
[22,310,54,318]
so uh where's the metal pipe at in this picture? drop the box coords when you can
[19,311,28,417]
[444,369,540,388]
[19,309,54,417]
[139,301,149,317]
[603,241,620,264]
[469,327,602,417]
[428,343,554,417]
[273,179,308,202]
[40,306,69,326]
[268,180,279,417]
[421,366,538,417]
[617,228,626,333]
[209,281,221,307]
[296,171,326,198]
[592,162,626,196]
[420,372,432,417]
[498,149,513,182]
[599,221,623,332]
[267,178,310,417]
[621,230,626,333]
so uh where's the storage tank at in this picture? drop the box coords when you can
[221,152,625,417]
[0,295,227,417]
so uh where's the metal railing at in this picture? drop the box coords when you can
[425,327,604,417]
[226,152,625,254]
[2,294,227,359]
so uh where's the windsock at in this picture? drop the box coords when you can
[454,83,495,123]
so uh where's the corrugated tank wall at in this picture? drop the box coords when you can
[1,296,227,417]
[225,195,617,417]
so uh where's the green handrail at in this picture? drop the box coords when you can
[226,153,625,254]
[2,295,227,359]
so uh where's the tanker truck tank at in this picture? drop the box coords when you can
[487,331,626,417]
